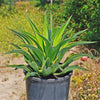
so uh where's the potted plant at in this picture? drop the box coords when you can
[6,13,96,100]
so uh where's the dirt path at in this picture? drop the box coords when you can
[0,54,27,100]
[0,67,26,100]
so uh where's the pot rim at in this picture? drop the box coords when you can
[25,71,73,83]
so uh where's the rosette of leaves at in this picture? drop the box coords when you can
[6,13,96,79]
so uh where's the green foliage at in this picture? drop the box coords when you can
[45,3,75,38]
[29,0,51,8]
[6,13,97,79]
[45,0,100,50]
[29,0,40,7]
[1,0,15,10]
[0,0,4,6]
[45,3,66,26]
[65,0,100,50]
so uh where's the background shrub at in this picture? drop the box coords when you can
[65,0,100,50]
[45,0,100,51]
[0,0,4,6]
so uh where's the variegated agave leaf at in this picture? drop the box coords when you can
[6,13,97,79]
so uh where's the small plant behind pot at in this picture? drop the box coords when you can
[6,13,97,100]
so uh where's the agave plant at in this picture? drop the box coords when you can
[6,13,96,79]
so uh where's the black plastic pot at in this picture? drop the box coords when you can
[25,71,73,100]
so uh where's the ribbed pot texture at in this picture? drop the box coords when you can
[25,71,73,100]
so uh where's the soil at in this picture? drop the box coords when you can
[0,55,26,100]
[0,67,26,100]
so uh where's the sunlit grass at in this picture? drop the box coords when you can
[0,4,44,53]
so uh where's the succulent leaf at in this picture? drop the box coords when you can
[8,28,32,45]
[53,16,72,46]
[57,41,96,62]
[44,12,49,39]
[19,30,43,51]
[54,65,88,76]
[61,53,97,68]
[28,61,39,73]
[62,28,73,40]
[8,42,21,49]
[21,45,44,64]
[6,49,33,63]
[24,72,37,80]
[7,14,97,79]
[26,15,43,49]
[8,65,31,72]
[43,67,52,76]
